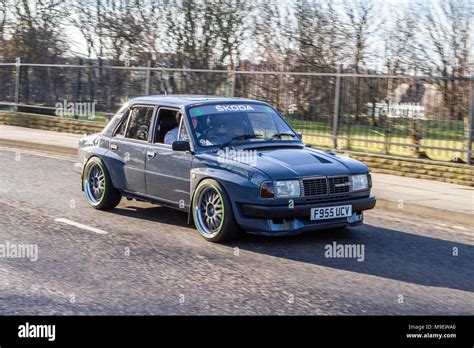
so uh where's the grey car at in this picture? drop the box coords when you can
[77,95,376,242]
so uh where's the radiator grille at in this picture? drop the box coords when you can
[301,177,327,196]
[328,176,350,194]
[301,176,351,197]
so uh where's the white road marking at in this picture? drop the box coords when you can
[54,218,108,235]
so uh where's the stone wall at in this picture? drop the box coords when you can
[0,112,106,134]
[345,152,474,187]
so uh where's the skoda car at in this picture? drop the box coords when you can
[77,95,376,242]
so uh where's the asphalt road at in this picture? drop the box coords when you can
[0,147,473,315]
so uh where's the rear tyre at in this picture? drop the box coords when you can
[83,157,121,210]
[192,179,240,242]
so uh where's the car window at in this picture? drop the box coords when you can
[125,107,154,141]
[188,103,297,147]
[249,112,279,137]
[155,108,180,144]
[114,112,129,137]
[178,117,189,141]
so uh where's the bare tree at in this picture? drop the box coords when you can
[416,0,472,77]
[239,1,289,108]
[70,0,105,60]
[342,0,379,71]
[414,0,472,160]
[3,0,67,62]
[71,0,156,109]
[342,0,380,121]
[382,7,421,74]
[416,0,472,112]
[71,0,148,63]
[0,0,9,61]
[2,0,68,107]
[293,0,345,72]
[253,0,289,69]
[163,0,252,94]
[166,0,251,69]
[215,0,254,67]
[134,0,168,62]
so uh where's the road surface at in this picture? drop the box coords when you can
[0,147,473,315]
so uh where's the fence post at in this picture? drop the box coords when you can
[332,64,342,149]
[227,65,237,97]
[384,62,394,155]
[467,65,474,165]
[145,60,151,95]
[14,57,21,112]
[231,67,237,98]
[73,58,83,119]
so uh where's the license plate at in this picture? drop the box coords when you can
[311,205,352,221]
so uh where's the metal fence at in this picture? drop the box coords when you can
[1,59,473,164]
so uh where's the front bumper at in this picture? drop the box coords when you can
[241,195,376,219]
[235,195,376,236]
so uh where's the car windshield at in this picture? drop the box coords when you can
[188,103,298,147]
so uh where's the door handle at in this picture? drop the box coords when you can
[147,151,156,159]
[110,143,118,151]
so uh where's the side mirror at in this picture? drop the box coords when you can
[296,133,302,139]
[172,140,191,152]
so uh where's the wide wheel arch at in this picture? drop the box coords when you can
[188,176,240,226]
[190,177,242,241]
[82,155,116,191]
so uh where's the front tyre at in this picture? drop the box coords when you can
[83,157,121,210]
[192,179,240,242]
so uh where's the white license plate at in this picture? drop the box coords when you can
[311,205,352,221]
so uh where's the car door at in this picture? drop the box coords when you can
[109,105,155,194]
[145,107,193,209]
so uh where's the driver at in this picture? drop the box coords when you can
[199,114,248,146]
[164,112,182,145]
[199,115,230,145]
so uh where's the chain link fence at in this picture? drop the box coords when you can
[0,60,472,164]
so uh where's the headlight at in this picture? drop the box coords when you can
[275,180,301,198]
[350,174,369,191]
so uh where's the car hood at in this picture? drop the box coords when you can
[199,145,369,180]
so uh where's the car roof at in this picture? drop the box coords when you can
[129,94,268,108]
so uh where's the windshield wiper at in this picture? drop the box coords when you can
[271,133,297,139]
[220,134,264,149]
